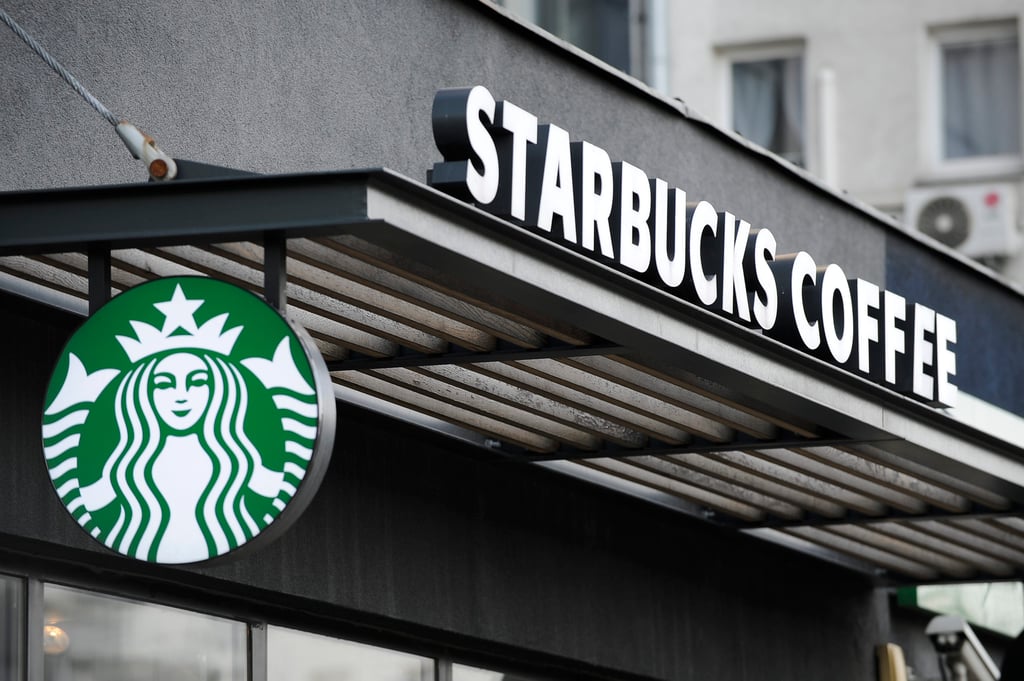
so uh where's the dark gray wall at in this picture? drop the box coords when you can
[887,234,1024,414]
[0,290,890,681]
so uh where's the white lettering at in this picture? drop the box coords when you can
[536,125,577,242]
[617,162,652,273]
[883,290,907,386]
[820,264,853,363]
[496,101,538,220]
[936,313,958,408]
[854,279,880,376]
[689,201,718,306]
[577,141,615,258]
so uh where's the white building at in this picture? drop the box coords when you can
[501,0,1024,278]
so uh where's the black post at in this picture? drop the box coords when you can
[88,243,111,315]
[264,231,287,311]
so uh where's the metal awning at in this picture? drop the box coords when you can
[2,168,1024,584]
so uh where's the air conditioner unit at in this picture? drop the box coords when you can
[903,183,1021,258]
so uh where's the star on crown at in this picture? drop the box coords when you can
[116,284,243,363]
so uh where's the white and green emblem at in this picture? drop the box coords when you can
[41,277,335,564]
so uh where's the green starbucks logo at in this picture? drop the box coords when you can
[41,277,335,564]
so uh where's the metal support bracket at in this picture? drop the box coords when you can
[263,231,287,311]
[87,243,111,315]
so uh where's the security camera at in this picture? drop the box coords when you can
[925,615,1000,681]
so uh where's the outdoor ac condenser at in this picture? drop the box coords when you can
[903,183,1021,258]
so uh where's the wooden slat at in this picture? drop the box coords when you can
[144,245,447,354]
[287,306,396,358]
[828,524,976,579]
[212,241,497,352]
[850,443,1012,510]
[782,526,939,580]
[308,336,350,361]
[35,252,148,290]
[111,248,397,357]
[950,518,1024,563]
[990,516,1024,538]
[415,364,648,448]
[665,453,847,518]
[712,451,888,517]
[799,446,970,513]
[756,448,925,514]
[566,355,778,439]
[332,370,557,452]
[515,358,735,443]
[908,519,1024,568]
[325,234,594,345]
[369,367,602,450]
[628,456,804,519]
[0,256,90,299]
[579,458,765,522]
[871,522,1013,577]
[613,355,819,438]
[292,238,546,348]
[472,361,693,445]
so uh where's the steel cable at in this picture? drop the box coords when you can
[0,7,120,126]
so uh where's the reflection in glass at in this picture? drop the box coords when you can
[453,662,541,681]
[268,626,434,681]
[43,584,246,681]
[0,573,23,681]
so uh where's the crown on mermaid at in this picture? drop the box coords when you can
[116,283,243,363]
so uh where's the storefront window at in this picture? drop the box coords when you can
[268,626,434,681]
[42,584,246,681]
[899,582,1024,638]
[0,573,23,681]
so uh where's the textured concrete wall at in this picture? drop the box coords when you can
[0,0,887,285]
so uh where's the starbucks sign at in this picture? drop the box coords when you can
[41,277,336,564]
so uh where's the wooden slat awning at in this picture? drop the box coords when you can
[2,168,1023,584]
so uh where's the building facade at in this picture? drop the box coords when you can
[505,1,1024,280]
[2,2,1024,680]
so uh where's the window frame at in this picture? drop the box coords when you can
[497,0,651,81]
[717,39,809,170]
[922,19,1023,180]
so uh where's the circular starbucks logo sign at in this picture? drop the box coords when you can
[41,277,336,564]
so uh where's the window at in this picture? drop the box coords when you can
[729,54,805,166]
[940,26,1020,160]
[929,21,1022,172]
[899,582,1024,638]
[497,0,654,83]
[453,662,545,681]
[42,584,247,681]
[268,626,434,681]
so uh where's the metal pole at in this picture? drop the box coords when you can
[87,244,111,314]
[263,231,287,311]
